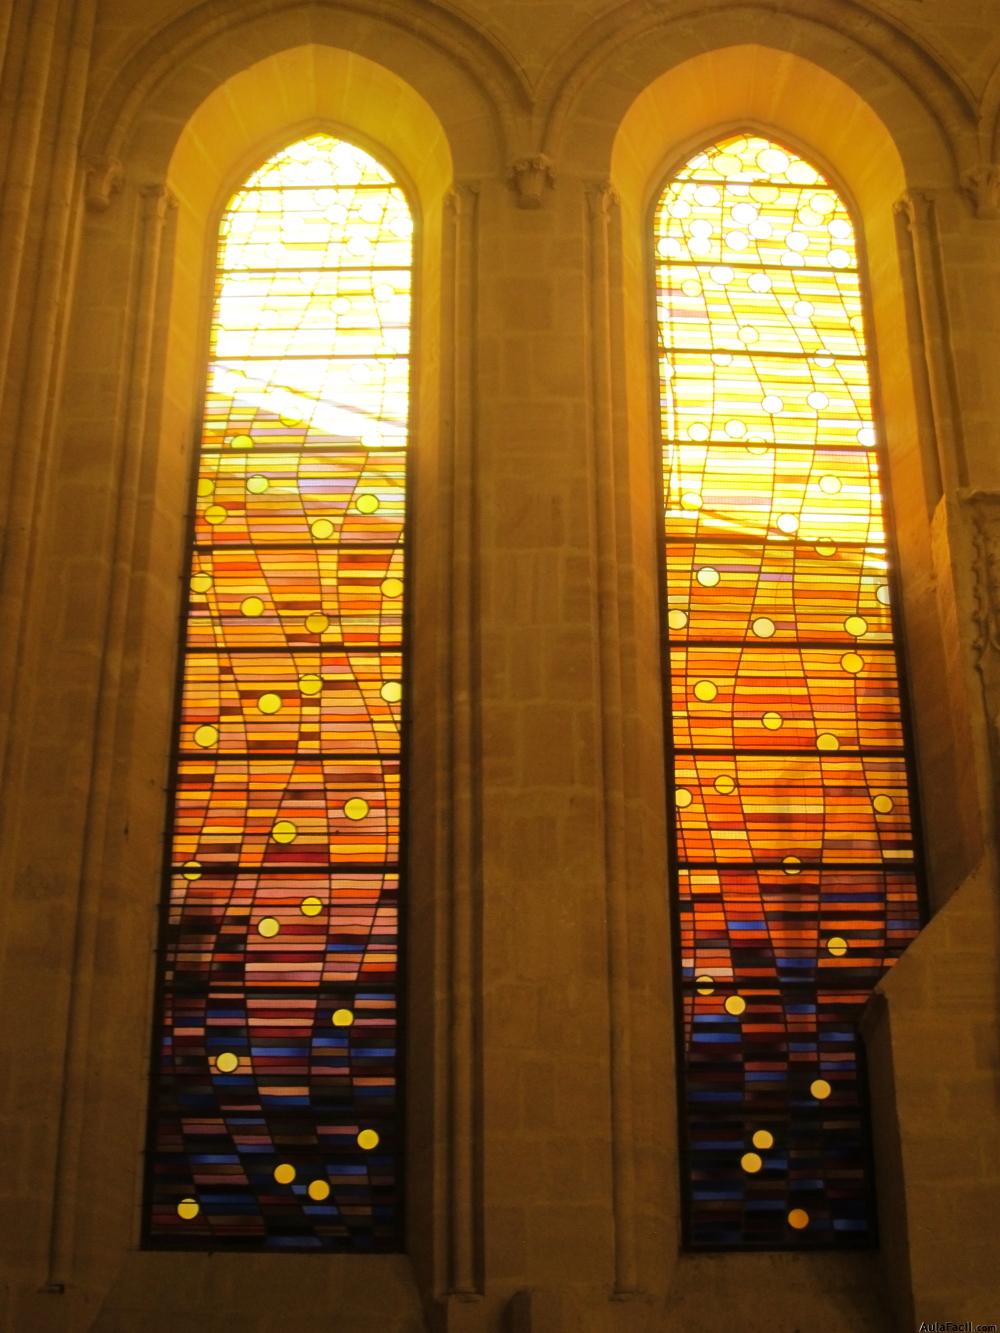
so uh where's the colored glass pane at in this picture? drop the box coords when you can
[655,135,923,1249]
[145,135,410,1250]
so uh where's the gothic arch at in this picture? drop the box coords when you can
[82,0,528,185]
[49,35,484,1325]
[539,1,969,186]
[594,44,985,913]
[567,39,991,1318]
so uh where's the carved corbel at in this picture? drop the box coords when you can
[84,156,125,212]
[961,163,1000,220]
[508,154,554,208]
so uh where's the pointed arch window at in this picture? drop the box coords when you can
[654,134,924,1249]
[145,134,412,1250]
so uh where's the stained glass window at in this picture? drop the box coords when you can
[655,135,923,1249]
[145,134,411,1250]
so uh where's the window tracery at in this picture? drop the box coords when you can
[145,133,411,1250]
[655,133,924,1248]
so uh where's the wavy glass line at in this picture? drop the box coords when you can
[145,134,411,1250]
[655,135,923,1249]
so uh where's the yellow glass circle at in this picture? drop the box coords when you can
[844,615,868,637]
[819,475,841,495]
[668,609,689,631]
[257,917,280,938]
[841,652,864,675]
[181,861,202,881]
[681,491,703,510]
[190,572,212,593]
[272,820,298,844]
[215,1052,238,1073]
[788,1208,810,1230]
[811,1078,832,1100]
[230,433,254,450]
[196,478,214,497]
[827,936,848,956]
[381,577,403,599]
[311,518,334,540]
[695,975,714,996]
[815,539,836,558]
[205,505,227,526]
[752,1129,774,1150]
[380,681,402,703]
[725,995,746,1016]
[177,1197,200,1220]
[715,153,742,176]
[873,794,894,814]
[357,1129,380,1151]
[697,567,720,588]
[816,733,840,752]
[714,775,736,795]
[300,896,324,916]
[782,855,802,875]
[305,612,329,634]
[762,711,783,731]
[344,797,370,821]
[693,680,718,703]
[194,724,219,749]
[675,787,693,809]
[776,513,799,534]
[246,474,269,494]
[241,596,264,617]
[759,146,790,175]
[332,1008,355,1027]
[274,1163,296,1185]
[752,617,775,639]
[356,493,380,514]
[299,674,323,696]
[741,1152,763,1174]
[750,182,780,205]
[308,1179,331,1201]
[258,692,282,714]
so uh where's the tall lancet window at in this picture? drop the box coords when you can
[654,135,923,1249]
[145,134,412,1250]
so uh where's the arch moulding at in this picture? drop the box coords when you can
[81,0,527,194]
[538,0,970,190]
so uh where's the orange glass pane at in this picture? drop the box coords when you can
[147,135,410,1250]
[657,134,923,1249]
